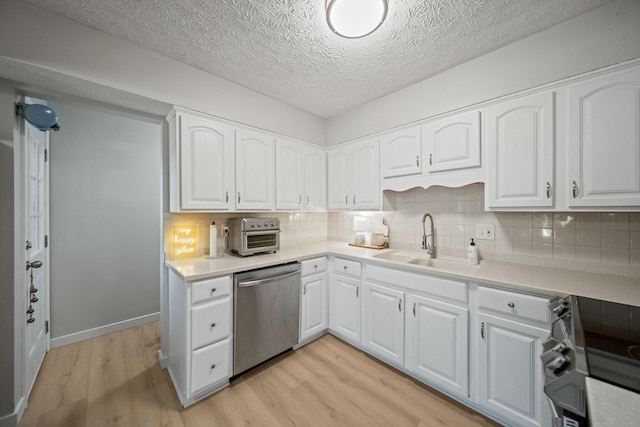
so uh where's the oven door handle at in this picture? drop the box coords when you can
[237,270,300,288]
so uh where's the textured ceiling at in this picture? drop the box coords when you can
[23,0,612,118]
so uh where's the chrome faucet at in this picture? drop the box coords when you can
[421,213,436,258]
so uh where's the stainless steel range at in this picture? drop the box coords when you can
[228,217,280,256]
[542,295,640,426]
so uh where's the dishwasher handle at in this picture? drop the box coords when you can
[237,269,300,287]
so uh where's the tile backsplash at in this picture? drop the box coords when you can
[164,183,640,278]
[328,184,640,278]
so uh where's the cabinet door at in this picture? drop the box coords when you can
[381,127,422,178]
[478,313,550,427]
[304,145,327,210]
[352,138,380,210]
[327,147,351,209]
[300,273,328,341]
[486,92,554,208]
[179,115,234,210]
[423,110,481,173]
[235,129,275,210]
[406,293,468,399]
[275,139,304,210]
[567,67,640,207]
[330,274,361,343]
[362,282,404,365]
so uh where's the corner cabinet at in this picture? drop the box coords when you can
[168,109,235,211]
[235,129,275,210]
[276,139,326,211]
[567,66,640,208]
[475,286,551,427]
[327,139,380,210]
[167,271,233,407]
[486,92,555,209]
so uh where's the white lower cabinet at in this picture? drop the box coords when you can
[300,257,328,342]
[362,282,404,365]
[475,286,551,427]
[330,258,362,343]
[168,271,233,407]
[405,293,469,399]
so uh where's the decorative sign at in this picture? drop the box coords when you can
[173,225,197,259]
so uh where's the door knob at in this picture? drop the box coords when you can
[26,260,43,270]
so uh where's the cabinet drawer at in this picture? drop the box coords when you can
[192,275,231,304]
[477,286,549,324]
[191,297,231,350]
[334,258,361,278]
[190,338,231,394]
[301,257,327,276]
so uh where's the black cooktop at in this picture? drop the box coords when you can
[576,296,640,393]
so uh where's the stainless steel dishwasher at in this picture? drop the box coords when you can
[233,262,300,376]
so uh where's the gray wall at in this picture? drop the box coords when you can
[48,101,162,340]
[0,79,16,420]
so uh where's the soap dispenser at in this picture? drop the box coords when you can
[467,238,478,265]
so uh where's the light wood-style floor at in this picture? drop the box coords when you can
[20,322,500,427]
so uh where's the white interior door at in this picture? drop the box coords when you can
[23,114,50,397]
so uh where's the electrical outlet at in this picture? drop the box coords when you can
[475,224,495,240]
[222,225,230,235]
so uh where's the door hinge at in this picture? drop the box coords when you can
[44,235,48,248]
[44,149,48,162]
[45,321,49,334]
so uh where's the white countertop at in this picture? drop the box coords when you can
[586,377,640,427]
[166,241,640,306]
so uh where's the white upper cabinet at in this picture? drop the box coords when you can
[235,129,275,210]
[304,145,327,211]
[169,111,235,212]
[276,139,327,211]
[486,92,555,209]
[275,139,304,210]
[422,110,481,173]
[327,138,380,210]
[567,66,640,208]
[380,126,422,178]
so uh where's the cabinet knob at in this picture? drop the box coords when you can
[211,287,216,294]
[210,364,216,370]
[507,302,515,308]
[210,322,216,328]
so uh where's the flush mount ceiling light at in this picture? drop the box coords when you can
[326,0,388,39]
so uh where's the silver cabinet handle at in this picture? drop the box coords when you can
[306,195,310,206]
[481,322,485,339]
[356,286,359,297]
[303,284,307,295]
[412,303,416,316]
[546,182,551,198]
[225,191,229,203]
[508,302,515,308]
[572,181,578,198]
[429,153,432,166]
[238,192,241,203]
[210,323,216,328]
[398,299,402,312]
[345,195,348,204]
[416,155,419,167]
[299,195,302,205]
[353,195,356,205]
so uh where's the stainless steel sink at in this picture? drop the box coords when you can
[371,251,415,263]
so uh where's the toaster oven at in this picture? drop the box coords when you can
[228,217,280,256]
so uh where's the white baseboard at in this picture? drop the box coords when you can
[50,312,160,348]
[0,396,25,427]
[158,349,169,369]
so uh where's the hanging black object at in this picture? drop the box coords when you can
[15,102,60,131]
